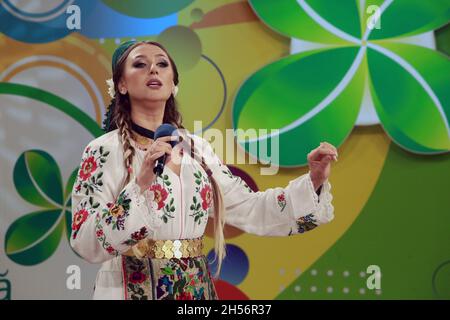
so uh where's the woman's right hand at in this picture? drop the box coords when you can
[136,136,177,192]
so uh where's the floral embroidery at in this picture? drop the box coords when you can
[221,167,234,179]
[161,198,176,223]
[123,256,151,300]
[130,271,147,284]
[72,197,99,239]
[95,213,118,256]
[105,245,116,254]
[72,209,88,239]
[122,254,218,300]
[79,155,97,181]
[296,213,318,233]
[160,174,173,192]
[241,180,253,193]
[190,171,212,225]
[74,145,109,196]
[101,189,131,231]
[152,176,176,223]
[221,166,253,193]
[277,192,287,212]
[121,226,149,246]
[156,257,215,300]
[150,184,168,210]
[200,185,213,211]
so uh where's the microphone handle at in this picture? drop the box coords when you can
[153,153,167,176]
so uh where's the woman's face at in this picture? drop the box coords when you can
[119,44,175,103]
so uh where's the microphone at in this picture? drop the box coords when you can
[153,123,179,176]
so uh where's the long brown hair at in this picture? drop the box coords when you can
[108,41,226,276]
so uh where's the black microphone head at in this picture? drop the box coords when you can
[154,123,179,147]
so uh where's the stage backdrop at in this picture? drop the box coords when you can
[1,0,449,300]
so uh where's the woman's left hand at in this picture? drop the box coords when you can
[307,142,338,191]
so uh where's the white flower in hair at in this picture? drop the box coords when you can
[106,78,115,98]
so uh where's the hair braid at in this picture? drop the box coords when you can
[188,137,226,277]
[114,98,136,186]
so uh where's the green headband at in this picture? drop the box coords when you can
[111,40,138,73]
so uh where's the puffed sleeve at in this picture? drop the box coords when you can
[70,140,162,263]
[198,137,334,237]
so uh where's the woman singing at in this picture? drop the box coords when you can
[70,40,338,300]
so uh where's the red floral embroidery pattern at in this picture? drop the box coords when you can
[74,145,109,196]
[129,271,147,284]
[79,156,97,181]
[200,185,213,211]
[150,184,168,210]
[190,170,212,225]
[150,178,175,223]
[121,227,149,246]
[94,212,118,256]
[277,192,287,212]
[72,197,99,240]
[72,208,88,239]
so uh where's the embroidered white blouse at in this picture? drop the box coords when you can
[70,129,334,299]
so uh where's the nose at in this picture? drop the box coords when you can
[149,63,158,74]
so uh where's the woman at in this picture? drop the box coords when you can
[70,40,338,300]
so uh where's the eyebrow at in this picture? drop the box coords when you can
[133,54,168,60]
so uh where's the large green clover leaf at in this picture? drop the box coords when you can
[5,150,78,265]
[13,150,63,208]
[238,0,450,166]
[1,82,104,265]
[367,43,450,153]
[234,46,366,166]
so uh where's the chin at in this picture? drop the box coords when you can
[144,93,171,102]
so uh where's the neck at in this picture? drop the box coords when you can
[130,99,165,132]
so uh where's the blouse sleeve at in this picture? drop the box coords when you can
[70,141,162,264]
[199,138,334,237]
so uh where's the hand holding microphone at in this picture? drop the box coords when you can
[136,124,179,192]
[152,124,179,177]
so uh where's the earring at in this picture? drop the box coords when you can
[172,85,179,97]
[120,89,127,95]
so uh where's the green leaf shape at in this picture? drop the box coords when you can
[305,0,361,39]
[233,46,366,166]
[234,47,359,130]
[5,209,64,266]
[64,209,73,243]
[249,0,349,45]
[0,82,103,138]
[367,47,450,153]
[376,42,450,123]
[13,150,63,208]
[369,0,450,40]
[64,167,79,207]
